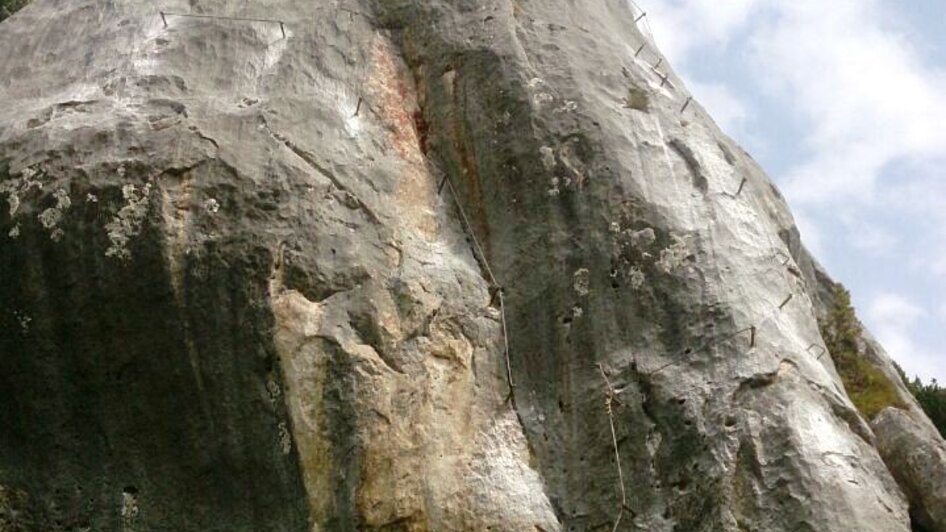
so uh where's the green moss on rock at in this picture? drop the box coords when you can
[0,0,29,22]
[820,284,905,420]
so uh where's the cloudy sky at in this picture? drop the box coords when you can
[640,0,946,383]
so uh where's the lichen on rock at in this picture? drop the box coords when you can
[105,182,153,260]
[0,0,943,530]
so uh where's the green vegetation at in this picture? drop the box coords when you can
[0,0,29,22]
[820,283,905,420]
[822,283,946,436]
[909,379,946,439]
[895,364,946,439]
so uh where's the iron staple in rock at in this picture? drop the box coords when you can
[160,11,287,37]
[807,343,828,360]
[659,72,669,88]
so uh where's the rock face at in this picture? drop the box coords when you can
[0,0,944,530]
[873,408,946,531]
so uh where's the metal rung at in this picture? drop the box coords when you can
[161,11,287,37]
[807,343,827,360]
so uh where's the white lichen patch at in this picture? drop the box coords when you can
[6,192,19,217]
[539,146,556,170]
[37,208,62,230]
[558,138,587,190]
[8,224,19,239]
[573,268,591,296]
[105,183,153,260]
[628,227,656,248]
[532,92,554,107]
[121,488,139,527]
[266,376,282,406]
[0,167,43,218]
[36,188,71,241]
[53,188,71,210]
[14,311,31,334]
[278,421,292,455]
[656,234,690,274]
[546,177,561,197]
[556,100,578,113]
[203,198,220,214]
[628,266,646,290]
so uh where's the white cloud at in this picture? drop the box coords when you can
[864,293,945,382]
[870,324,937,382]
[932,255,946,277]
[846,222,896,256]
[646,0,760,63]
[748,0,946,207]
[791,209,825,259]
[868,293,924,329]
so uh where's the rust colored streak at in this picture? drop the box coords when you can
[413,110,430,155]
[363,37,440,240]
[368,40,425,163]
[450,94,491,256]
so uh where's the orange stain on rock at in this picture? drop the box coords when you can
[367,39,426,164]
[364,37,439,239]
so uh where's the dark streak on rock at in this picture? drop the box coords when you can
[668,138,708,193]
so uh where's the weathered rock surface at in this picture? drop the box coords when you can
[873,408,946,531]
[0,0,944,530]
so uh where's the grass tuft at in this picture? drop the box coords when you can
[820,283,905,420]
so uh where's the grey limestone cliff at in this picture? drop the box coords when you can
[1,0,945,530]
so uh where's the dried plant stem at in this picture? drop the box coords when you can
[597,363,627,532]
